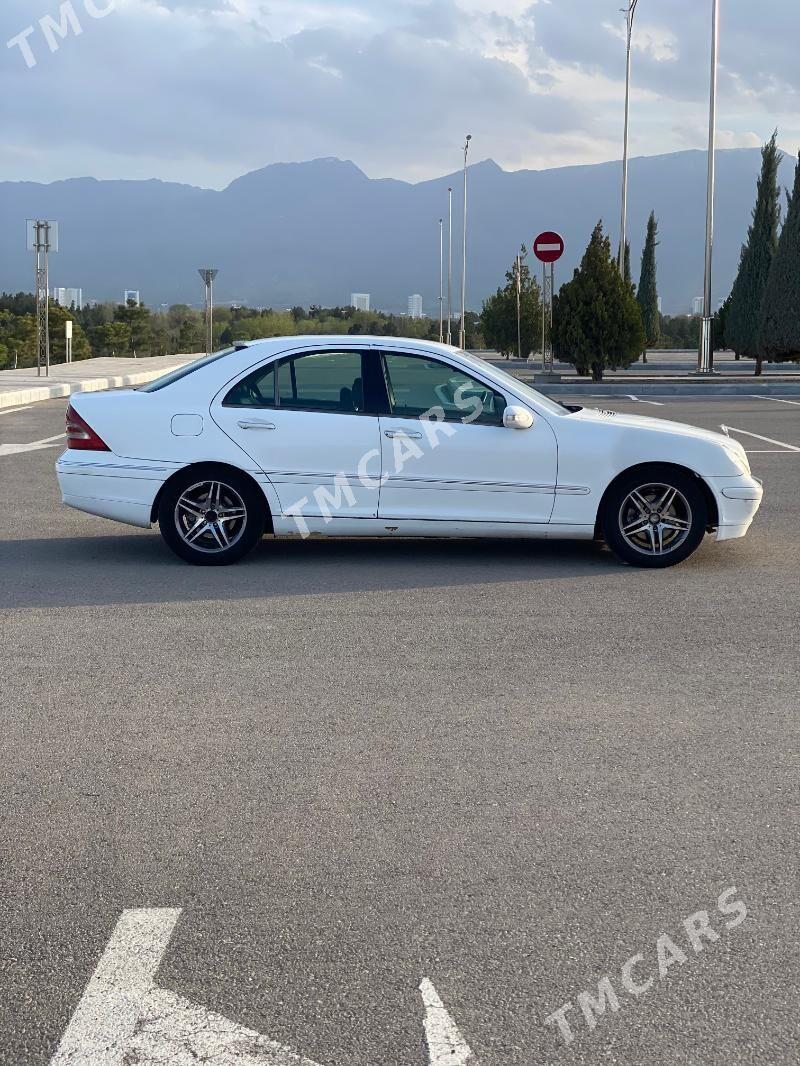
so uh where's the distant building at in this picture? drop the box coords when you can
[350,293,370,312]
[53,287,83,310]
[407,294,424,319]
[124,289,141,307]
[692,296,704,316]
[657,297,663,314]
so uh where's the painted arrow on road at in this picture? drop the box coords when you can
[50,909,324,1066]
[50,909,476,1065]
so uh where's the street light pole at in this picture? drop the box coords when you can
[697,0,720,374]
[516,255,522,361]
[446,186,453,345]
[198,268,219,356]
[459,134,472,348]
[618,0,639,275]
[438,217,444,343]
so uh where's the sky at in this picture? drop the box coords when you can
[1,0,798,188]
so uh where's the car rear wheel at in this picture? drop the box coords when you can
[158,466,266,566]
[601,466,708,568]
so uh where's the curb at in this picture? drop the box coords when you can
[0,365,188,410]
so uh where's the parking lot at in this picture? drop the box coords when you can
[1,395,798,1065]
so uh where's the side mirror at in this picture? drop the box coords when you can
[503,405,534,430]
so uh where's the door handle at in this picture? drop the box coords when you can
[384,429,422,440]
[238,420,276,430]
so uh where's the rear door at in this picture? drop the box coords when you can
[212,347,384,521]
[377,350,558,524]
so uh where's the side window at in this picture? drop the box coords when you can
[278,350,365,413]
[223,363,276,407]
[382,354,507,425]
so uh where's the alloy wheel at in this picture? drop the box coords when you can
[618,482,692,557]
[174,480,248,554]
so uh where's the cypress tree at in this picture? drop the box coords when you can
[759,151,800,365]
[637,212,660,364]
[553,222,645,382]
[479,245,542,358]
[725,132,782,374]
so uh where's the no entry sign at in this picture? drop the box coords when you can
[533,231,564,264]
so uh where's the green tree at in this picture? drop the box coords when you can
[725,132,782,374]
[115,303,153,355]
[552,222,645,382]
[0,310,36,369]
[759,150,800,365]
[636,212,660,363]
[715,293,733,355]
[100,321,132,356]
[480,246,542,358]
[48,303,91,363]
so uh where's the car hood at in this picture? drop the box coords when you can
[572,405,740,450]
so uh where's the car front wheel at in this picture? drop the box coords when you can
[601,466,708,568]
[158,466,266,566]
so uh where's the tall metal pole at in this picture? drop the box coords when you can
[209,273,214,355]
[198,268,218,356]
[438,218,444,343]
[697,0,720,374]
[459,134,472,348]
[34,221,51,378]
[618,0,638,274]
[516,255,522,361]
[446,187,453,344]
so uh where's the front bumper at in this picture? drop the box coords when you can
[706,473,764,541]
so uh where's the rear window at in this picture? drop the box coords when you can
[138,348,236,393]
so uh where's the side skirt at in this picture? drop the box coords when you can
[271,516,596,540]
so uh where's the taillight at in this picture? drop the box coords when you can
[65,404,111,451]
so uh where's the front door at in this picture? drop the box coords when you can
[377,351,558,524]
[212,347,384,523]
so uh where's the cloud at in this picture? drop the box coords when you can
[0,0,797,185]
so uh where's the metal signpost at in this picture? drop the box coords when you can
[533,231,564,378]
[65,319,73,364]
[27,220,59,377]
[198,269,219,356]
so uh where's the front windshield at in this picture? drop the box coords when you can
[475,359,567,417]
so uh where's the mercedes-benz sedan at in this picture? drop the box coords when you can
[56,337,763,567]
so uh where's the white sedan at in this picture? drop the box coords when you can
[56,337,763,567]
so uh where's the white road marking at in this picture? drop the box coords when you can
[420,978,476,1065]
[751,395,800,406]
[0,404,35,416]
[626,394,665,406]
[50,908,325,1066]
[0,433,65,457]
[720,424,800,452]
[50,909,182,1066]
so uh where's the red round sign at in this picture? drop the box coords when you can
[533,231,564,264]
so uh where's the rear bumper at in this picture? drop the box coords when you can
[707,474,764,541]
[56,453,174,529]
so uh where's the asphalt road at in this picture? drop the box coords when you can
[1,397,798,1066]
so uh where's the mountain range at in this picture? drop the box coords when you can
[1,148,795,316]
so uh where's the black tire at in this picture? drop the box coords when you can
[601,465,708,569]
[158,465,267,566]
